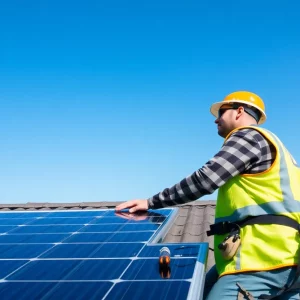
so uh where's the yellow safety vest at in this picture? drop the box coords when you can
[215,126,300,277]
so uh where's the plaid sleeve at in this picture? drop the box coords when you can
[148,128,273,209]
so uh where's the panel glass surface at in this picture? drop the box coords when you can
[0,226,17,233]
[63,231,153,243]
[0,244,54,259]
[41,242,144,258]
[139,244,201,257]
[0,208,208,299]
[30,217,96,225]
[8,259,131,280]
[10,225,83,234]
[122,258,196,280]
[0,233,69,243]
[0,218,36,225]
[106,281,190,300]
[0,282,112,300]
[0,260,28,278]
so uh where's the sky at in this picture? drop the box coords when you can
[0,0,300,204]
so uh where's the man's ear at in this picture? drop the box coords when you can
[235,106,244,120]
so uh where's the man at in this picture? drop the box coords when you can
[116,91,300,299]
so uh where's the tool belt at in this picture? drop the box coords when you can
[206,214,300,299]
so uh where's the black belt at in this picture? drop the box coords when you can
[207,214,300,236]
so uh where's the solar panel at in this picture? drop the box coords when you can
[0,208,208,299]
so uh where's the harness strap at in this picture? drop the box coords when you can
[207,214,300,236]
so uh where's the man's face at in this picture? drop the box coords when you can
[215,104,237,138]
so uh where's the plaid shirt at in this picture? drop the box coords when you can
[148,128,276,209]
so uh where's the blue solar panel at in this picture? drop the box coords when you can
[0,208,208,299]
[42,242,144,258]
[11,225,84,233]
[0,260,28,278]
[8,259,131,280]
[122,258,196,279]
[0,244,53,259]
[0,233,69,243]
[0,282,112,299]
[106,281,190,300]
[0,226,18,233]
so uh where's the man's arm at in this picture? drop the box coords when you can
[116,129,271,211]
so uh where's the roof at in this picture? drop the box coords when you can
[0,200,216,270]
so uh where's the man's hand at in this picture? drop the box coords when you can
[115,199,149,213]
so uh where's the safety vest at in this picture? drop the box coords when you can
[215,126,300,277]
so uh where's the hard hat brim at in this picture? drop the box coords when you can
[210,100,267,125]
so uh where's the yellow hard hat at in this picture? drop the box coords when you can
[210,91,267,124]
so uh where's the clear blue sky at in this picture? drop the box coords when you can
[1,0,300,204]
